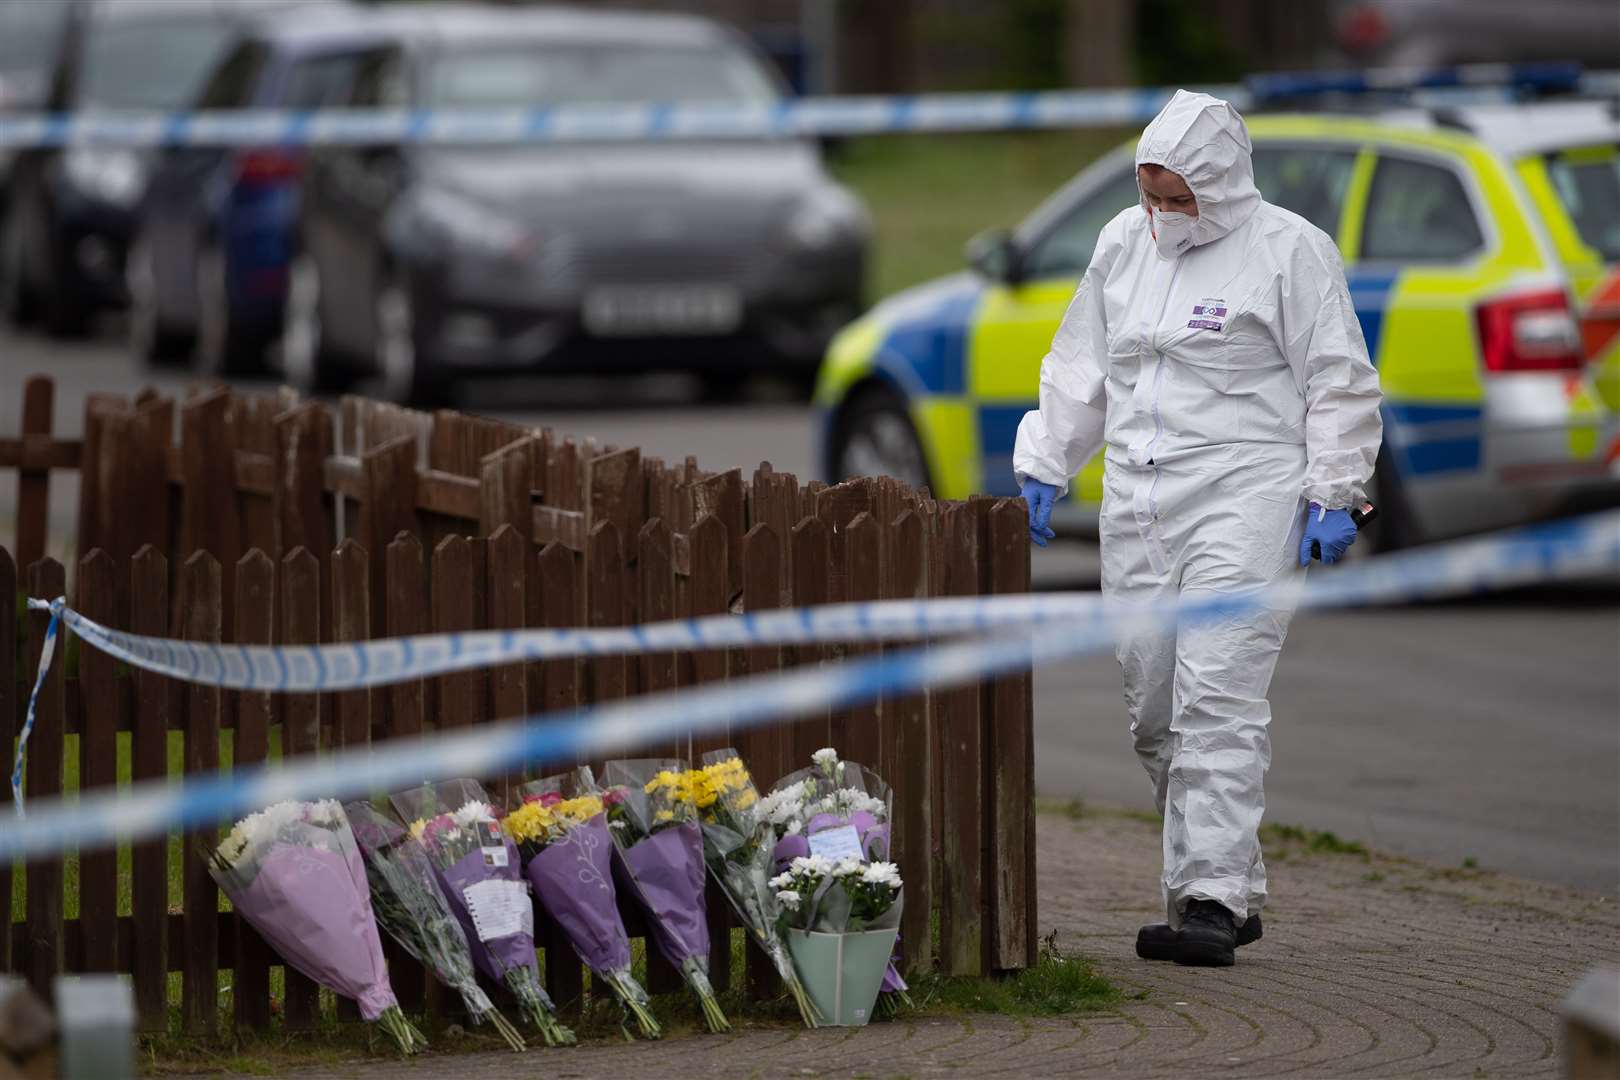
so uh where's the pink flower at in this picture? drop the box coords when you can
[602,788,627,807]
[538,792,563,808]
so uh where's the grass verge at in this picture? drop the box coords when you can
[909,931,1118,1018]
[828,129,1132,301]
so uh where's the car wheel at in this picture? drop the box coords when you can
[0,206,37,327]
[831,384,932,491]
[40,236,91,339]
[279,253,347,395]
[195,244,266,376]
[127,233,193,365]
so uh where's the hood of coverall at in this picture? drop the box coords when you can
[1135,89,1261,253]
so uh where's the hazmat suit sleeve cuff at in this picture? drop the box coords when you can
[1013,409,1096,496]
[1301,475,1368,511]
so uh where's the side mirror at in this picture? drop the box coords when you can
[966,229,1024,285]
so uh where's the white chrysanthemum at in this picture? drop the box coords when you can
[833,856,863,878]
[767,871,794,890]
[861,861,902,888]
[758,781,808,826]
[775,890,802,911]
[790,854,833,878]
[812,748,839,770]
[784,819,803,836]
[451,800,493,828]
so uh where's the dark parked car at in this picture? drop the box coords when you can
[285,5,870,404]
[131,6,374,372]
[0,0,335,336]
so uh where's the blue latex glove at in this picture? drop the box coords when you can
[1020,478,1058,548]
[1299,502,1357,566]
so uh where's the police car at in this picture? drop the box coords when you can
[815,75,1620,549]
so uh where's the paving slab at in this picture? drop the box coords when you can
[249,808,1619,1079]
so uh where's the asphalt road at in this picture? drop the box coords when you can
[3,325,1617,892]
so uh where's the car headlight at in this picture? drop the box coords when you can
[62,147,146,207]
[788,187,868,250]
[414,187,532,256]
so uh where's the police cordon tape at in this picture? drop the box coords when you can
[1,65,1615,148]
[3,509,1615,856]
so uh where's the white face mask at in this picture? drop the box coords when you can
[1151,208,1196,259]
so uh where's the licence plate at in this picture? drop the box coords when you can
[582,286,741,337]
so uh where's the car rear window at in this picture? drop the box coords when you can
[426,43,779,109]
[1361,155,1485,262]
[1543,147,1620,263]
[78,17,235,109]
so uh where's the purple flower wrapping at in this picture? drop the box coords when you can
[437,843,539,986]
[616,821,709,967]
[230,841,398,1020]
[522,814,631,975]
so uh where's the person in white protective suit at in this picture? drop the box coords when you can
[1014,90,1383,967]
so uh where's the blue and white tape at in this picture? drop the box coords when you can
[0,65,1612,149]
[48,592,1116,696]
[11,598,63,813]
[3,510,1615,856]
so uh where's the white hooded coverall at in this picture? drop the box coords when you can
[1013,90,1383,926]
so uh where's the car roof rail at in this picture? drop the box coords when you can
[1245,61,1591,113]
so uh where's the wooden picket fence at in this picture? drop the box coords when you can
[0,374,1035,1034]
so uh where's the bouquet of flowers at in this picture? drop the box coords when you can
[769,853,904,1026]
[391,779,575,1047]
[771,855,904,935]
[695,748,819,1027]
[501,771,661,1040]
[344,800,526,1052]
[758,748,911,1016]
[209,800,425,1055]
[600,759,729,1033]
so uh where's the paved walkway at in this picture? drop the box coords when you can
[260,808,1619,1079]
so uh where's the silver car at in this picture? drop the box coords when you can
[284,4,869,404]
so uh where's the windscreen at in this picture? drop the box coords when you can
[78,17,235,109]
[426,42,779,109]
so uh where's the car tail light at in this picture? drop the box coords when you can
[1338,5,1389,51]
[1475,289,1585,373]
[234,148,303,186]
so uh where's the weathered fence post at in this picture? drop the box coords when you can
[383,531,428,1013]
[23,558,66,996]
[178,392,240,635]
[234,549,276,1029]
[129,546,169,1030]
[331,539,370,1022]
[682,513,730,992]
[788,517,831,766]
[740,523,785,1000]
[279,547,321,1029]
[486,523,528,806]
[843,512,883,771]
[987,499,1037,972]
[532,541,584,1012]
[939,503,984,976]
[887,510,934,977]
[76,550,119,976]
[180,551,221,1034]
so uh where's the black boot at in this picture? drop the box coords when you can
[1172,899,1238,966]
[1136,912,1261,961]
